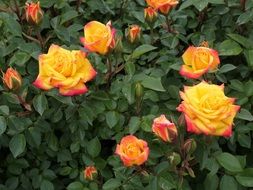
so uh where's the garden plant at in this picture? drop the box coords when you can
[1,0,253,190]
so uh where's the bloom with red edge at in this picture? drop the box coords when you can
[127,25,141,43]
[80,21,116,55]
[33,44,96,96]
[84,166,97,180]
[25,1,43,25]
[180,45,220,79]
[115,135,149,167]
[177,81,240,137]
[144,7,158,24]
[152,115,178,142]
[146,0,179,15]
[3,68,22,91]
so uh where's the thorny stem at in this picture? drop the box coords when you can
[76,0,82,12]
[240,0,246,11]
[22,32,41,45]
[150,24,154,44]
[13,0,22,22]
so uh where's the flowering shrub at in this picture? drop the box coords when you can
[0,0,253,190]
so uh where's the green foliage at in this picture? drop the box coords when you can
[1,0,253,189]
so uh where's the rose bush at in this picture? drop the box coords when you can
[1,0,253,190]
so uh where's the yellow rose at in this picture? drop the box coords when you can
[180,46,220,79]
[146,0,179,15]
[177,81,240,137]
[81,21,115,55]
[33,44,96,96]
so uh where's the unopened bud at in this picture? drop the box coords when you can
[127,25,141,44]
[168,152,181,166]
[144,7,157,25]
[25,2,43,25]
[183,139,197,155]
[3,68,22,92]
[135,82,144,99]
[84,166,97,181]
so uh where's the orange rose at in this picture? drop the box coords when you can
[144,7,158,24]
[3,68,22,91]
[84,166,97,180]
[81,21,116,55]
[25,2,43,25]
[115,135,149,167]
[152,115,178,142]
[180,46,220,79]
[33,44,96,96]
[127,25,141,43]
[177,81,240,137]
[146,0,179,15]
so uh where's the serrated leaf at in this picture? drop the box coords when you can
[131,44,157,59]
[9,134,26,158]
[33,94,48,116]
[236,108,253,121]
[87,137,101,158]
[216,152,243,173]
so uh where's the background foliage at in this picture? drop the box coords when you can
[1,0,253,189]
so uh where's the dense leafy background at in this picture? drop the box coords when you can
[1,0,253,189]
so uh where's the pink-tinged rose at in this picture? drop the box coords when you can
[177,81,240,137]
[33,44,96,96]
[81,21,116,55]
[146,0,179,15]
[115,135,149,167]
[180,45,220,79]
[152,114,178,142]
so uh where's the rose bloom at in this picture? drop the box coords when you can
[127,25,141,43]
[177,81,240,137]
[25,2,43,25]
[152,115,178,142]
[115,135,149,167]
[84,166,97,180]
[180,45,220,79]
[144,7,158,24]
[81,21,116,55]
[146,0,179,15]
[33,44,96,96]
[3,68,22,91]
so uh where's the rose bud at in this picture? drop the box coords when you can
[127,25,141,44]
[25,2,43,25]
[152,114,178,142]
[84,166,97,180]
[183,139,197,155]
[144,7,158,24]
[3,68,22,92]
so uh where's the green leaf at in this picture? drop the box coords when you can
[67,182,83,190]
[103,178,121,190]
[236,11,253,25]
[244,50,253,68]
[40,179,54,190]
[0,13,22,37]
[125,62,135,76]
[87,137,101,158]
[0,116,7,135]
[218,64,236,73]
[0,105,10,115]
[204,174,219,190]
[128,116,141,134]
[216,152,243,173]
[9,134,26,158]
[179,0,194,10]
[131,44,157,59]
[227,34,253,49]
[217,40,243,56]
[235,168,253,187]
[60,10,79,24]
[141,76,165,92]
[9,51,31,67]
[193,0,209,11]
[220,175,238,190]
[105,111,119,128]
[236,108,253,121]
[33,94,48,116]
